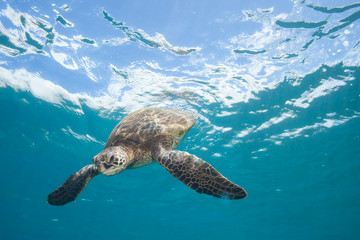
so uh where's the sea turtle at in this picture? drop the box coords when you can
[48,107,247,205]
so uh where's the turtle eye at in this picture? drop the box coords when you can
[109,155,114,162]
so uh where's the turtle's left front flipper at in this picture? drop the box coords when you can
[153,150,247,200]
[47,164,99,206]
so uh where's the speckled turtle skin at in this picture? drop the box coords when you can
[48,107,247,206]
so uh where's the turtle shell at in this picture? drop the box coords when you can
[105,107,198,148]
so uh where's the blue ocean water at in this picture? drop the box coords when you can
[1,1,360,239]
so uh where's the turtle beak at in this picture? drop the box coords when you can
[97,162,122,176]
[101,166,121,176]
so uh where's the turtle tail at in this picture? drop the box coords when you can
[47,164,99,206]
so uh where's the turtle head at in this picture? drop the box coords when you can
[93,146,130,176]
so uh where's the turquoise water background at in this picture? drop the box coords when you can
[1,1,360,239]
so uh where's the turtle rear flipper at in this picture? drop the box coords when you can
[48,164,99,206]
[153,150,247,200]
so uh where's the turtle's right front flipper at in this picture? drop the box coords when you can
[47,164,99,206]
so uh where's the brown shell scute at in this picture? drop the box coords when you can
[105,107,198,148]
